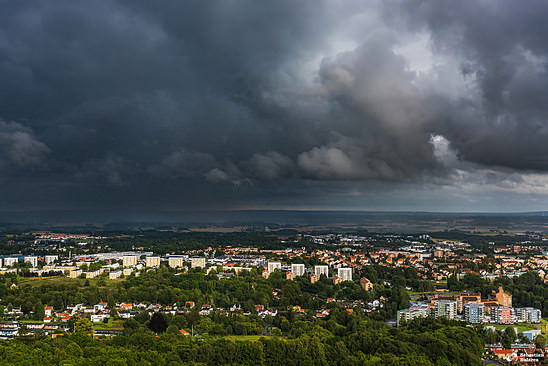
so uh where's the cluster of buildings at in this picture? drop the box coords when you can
[398,287,542,326]
[263,262,373,290]
[18,231,548,287]
[485,342,546,364]
[305,232,548,286]
[0,301,193,339]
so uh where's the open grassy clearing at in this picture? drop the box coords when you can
[221,335,266,342]
[92,318,124,330]
[18,276,124,288]
[492,323,538,333]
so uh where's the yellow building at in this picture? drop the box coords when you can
[168,256,185,268]
[191,257,206,269]
[69,269,82,279]
[122,255,138,267]
[145,256,160,267]
[360,277,373,291]
[109,270,122,280]
[85,270,100,279]
[495,287,512,307]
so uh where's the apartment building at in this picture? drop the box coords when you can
[338,267,352,282]
[267,262,281,272]
[122,255,138,267]
[190,257,206,269]
[314,265,329,278]
[145,256,160,268]
[464,303,485,324]
[291,264,305,276]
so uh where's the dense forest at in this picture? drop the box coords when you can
[0,265,488,365]
[0,317,483,366]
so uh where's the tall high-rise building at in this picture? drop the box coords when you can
[464,303,485,324]
[433,300,457,320]
[168,256,185,268]
[122,255,138,267]
[338,267,352,282]
[291,264,305,276]
[495,287,512,307]
[3,257,18,267]
[491,306,513,324]
[145,256,160,268]
[267,262,281,272]
[24,256,38,267]
[314,265,329,278]
[190,257,206,268]
[44,255,58,265]
[516,307,541,323]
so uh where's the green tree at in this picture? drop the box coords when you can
[166,324,180,334]
[33,301,45,321]
[501,326,517,348]
[148,313,168,334]
[17,324,30,336]
[535,334,546,349]
[75,318,93,334]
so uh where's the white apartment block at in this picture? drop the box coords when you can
[123,268,134,276]
[168,256,185,268]
[44,255,58,265]
[24,256,38,267]
[433,300,457,320]
[516,307,542,323]
[109,270,122,280]
[145,256,160,267]
[338,267,352,282]
[267,262,282,272]
[122,255,138,267]
[314,265,329,278]
[3,257,18,267]
[191,257,206,268]
[397,306,429,326]
[291,264,306,276]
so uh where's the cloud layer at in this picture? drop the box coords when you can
[1,0,548,212]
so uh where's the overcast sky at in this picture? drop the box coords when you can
[1,0,548,214]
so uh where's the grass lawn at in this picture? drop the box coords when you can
[222,335,265,342]
[18,276,124,288]
[540,319,548,335]
[19,276,77,286]
[93,318,124,330]
[492,323,539,333]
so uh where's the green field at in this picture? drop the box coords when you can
[19,276,76,286]
[93,318,124,330]
[18,276,124,288]
[222,335,266,342]
[492,323,539,334]
[541,319,547,335]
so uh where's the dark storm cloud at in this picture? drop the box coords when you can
[386,0,548,171]
[0,120,49,169]
[0,0,548,211]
